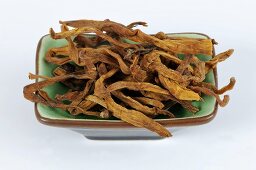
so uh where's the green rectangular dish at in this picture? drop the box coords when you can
[34,33,218,139]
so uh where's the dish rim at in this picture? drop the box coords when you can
[34,32,218,128]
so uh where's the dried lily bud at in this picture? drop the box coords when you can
[23,19,236,137]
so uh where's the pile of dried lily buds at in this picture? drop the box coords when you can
[23,19,236,137]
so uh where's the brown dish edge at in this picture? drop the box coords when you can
[34,33,218,128]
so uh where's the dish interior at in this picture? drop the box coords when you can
[37,33,216,121]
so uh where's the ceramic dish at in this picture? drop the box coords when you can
[34,33,218,139]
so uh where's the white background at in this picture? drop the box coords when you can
[0,0,255,169]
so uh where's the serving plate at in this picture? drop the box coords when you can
[35,33,218,139]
